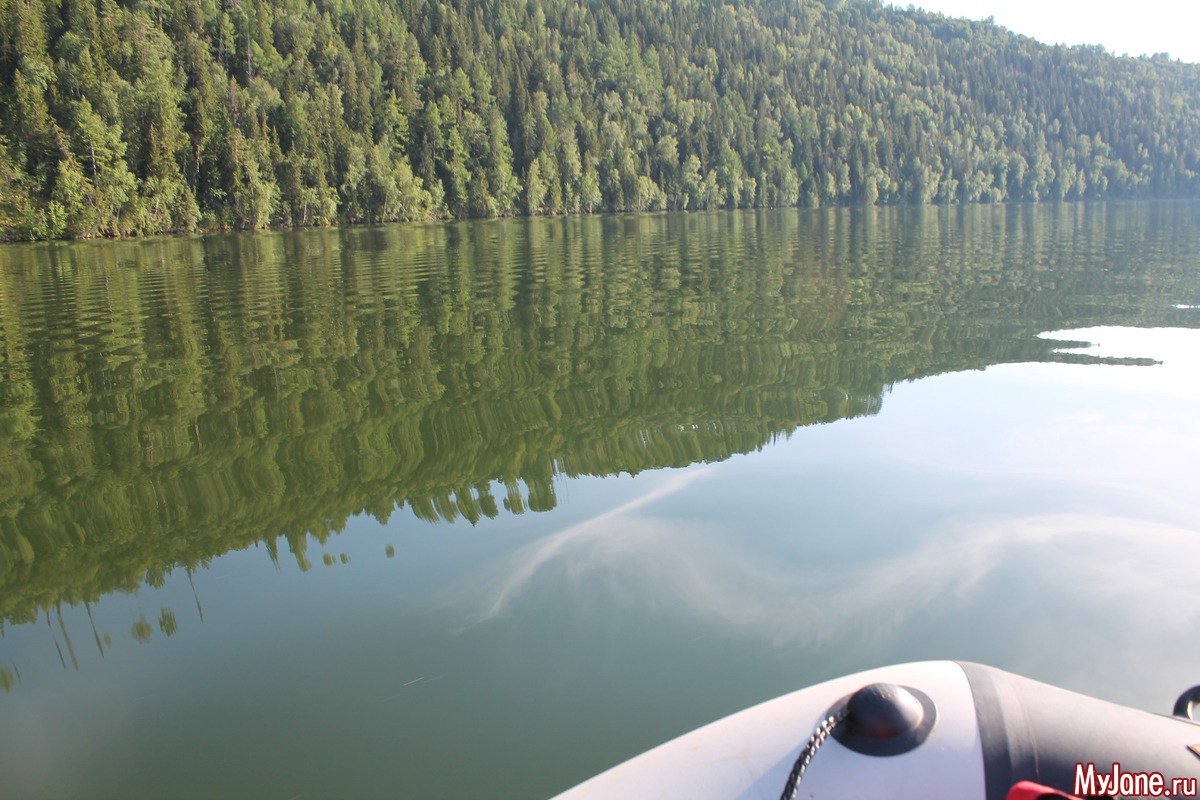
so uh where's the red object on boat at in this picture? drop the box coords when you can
[1005,781,1084,800]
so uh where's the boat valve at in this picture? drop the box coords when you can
[1173,684,1200,721]
[826,682,938,756]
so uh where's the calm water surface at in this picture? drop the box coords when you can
[1,205,1200,799]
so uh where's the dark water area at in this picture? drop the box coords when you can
[1,204,1199,798]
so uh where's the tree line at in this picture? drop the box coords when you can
[1,0,1199,239]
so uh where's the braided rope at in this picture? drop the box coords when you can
[779,710,846,800]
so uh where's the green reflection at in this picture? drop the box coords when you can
[1,204,1198,626]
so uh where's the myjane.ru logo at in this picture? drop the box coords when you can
[1074,762,1198,798]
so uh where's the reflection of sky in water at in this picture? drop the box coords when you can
[4,327,1200,798]
[459,327,1200,706]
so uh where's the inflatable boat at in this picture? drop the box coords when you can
[553,661,1200,800]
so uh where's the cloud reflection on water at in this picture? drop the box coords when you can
[469,468,718,622]
[454,325,1200,708]
[466,496,1200,653]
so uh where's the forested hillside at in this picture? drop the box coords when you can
[2,0,1199,239]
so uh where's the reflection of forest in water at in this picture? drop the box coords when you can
[1,203,1198,627]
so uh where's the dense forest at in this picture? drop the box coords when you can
[1,0,1199,239]
[2,204,1198,627]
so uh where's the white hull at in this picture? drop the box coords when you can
[554,660,1200,800]
[553,661,984,800]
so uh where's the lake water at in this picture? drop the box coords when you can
[2,204,1200,799]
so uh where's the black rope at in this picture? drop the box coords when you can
[779,710,846,800]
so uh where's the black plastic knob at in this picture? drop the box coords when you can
[1173,684,1200,721]
[828,682,937,756]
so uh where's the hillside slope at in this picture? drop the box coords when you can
[1,0,1198,238]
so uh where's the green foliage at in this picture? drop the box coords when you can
[1,0,1199,239]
